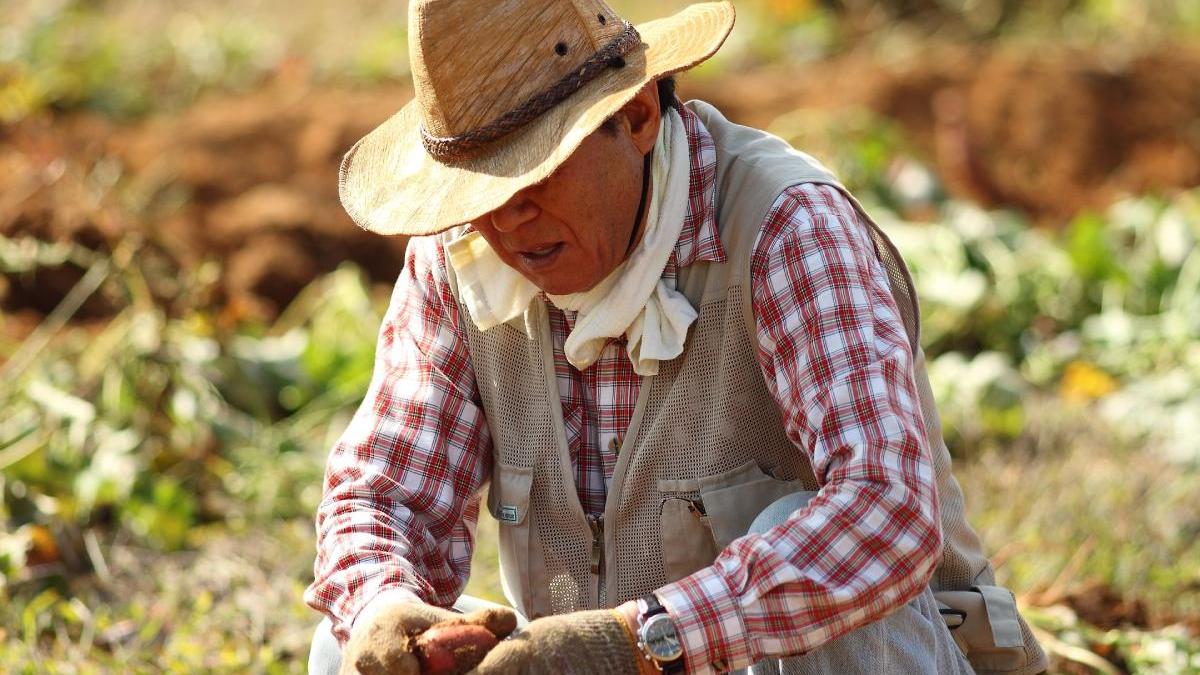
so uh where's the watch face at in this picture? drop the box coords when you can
[642,613,684,661]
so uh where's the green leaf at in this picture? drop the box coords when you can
[1066,212,1124,284]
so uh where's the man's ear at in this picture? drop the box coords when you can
[617,81,662,155]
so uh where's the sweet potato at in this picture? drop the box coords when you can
[414,623,499,675]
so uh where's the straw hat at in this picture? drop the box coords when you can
[339,0,735,237]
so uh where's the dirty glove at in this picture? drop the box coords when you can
[470,609,642,675]
[340,602,457,675]
[340,601,517,675]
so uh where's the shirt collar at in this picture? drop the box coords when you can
[669,103,725,270]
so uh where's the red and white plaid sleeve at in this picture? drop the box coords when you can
[303,235,492,643]
[656,183,942,673]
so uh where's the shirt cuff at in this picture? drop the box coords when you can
[657,563,754,674]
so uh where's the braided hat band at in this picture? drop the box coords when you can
[421,22,643,162]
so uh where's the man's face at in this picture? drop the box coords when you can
[470,84,661,296]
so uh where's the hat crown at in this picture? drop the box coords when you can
[410,0,628,139]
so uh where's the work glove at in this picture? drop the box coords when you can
[470,609,643,675]
[340,601,517,675]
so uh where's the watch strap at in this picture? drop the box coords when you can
[662,655,685,674]
[639,594,685,675]
[642,593,668,618]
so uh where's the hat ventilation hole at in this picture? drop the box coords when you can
[598,14,606,24]
[555,42,568,56]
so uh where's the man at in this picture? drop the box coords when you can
[306,1,1046,673]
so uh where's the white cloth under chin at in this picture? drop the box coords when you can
[446,108,697,376]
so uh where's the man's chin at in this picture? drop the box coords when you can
[537,281,590,296]
[529,274,598,297]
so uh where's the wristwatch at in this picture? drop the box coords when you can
[636,594,685,674]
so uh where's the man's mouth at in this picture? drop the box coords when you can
[517,242,565,270]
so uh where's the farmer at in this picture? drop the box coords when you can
[306,1,1046,673]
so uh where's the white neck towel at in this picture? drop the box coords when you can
[446,108,696,376]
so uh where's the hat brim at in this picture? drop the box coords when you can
[339,1,735,237]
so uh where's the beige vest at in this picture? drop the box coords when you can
[442,101,1045,673]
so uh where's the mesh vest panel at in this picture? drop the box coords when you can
[440,100,994,620]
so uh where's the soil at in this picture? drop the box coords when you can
[2,42,1198,320]
[1,82,412,320]
[1062,582,1151,631]
[686,42,1200,221]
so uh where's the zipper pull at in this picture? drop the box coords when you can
[587,514,605,576]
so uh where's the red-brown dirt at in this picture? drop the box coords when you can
[1,84,412,321]
[1062,582,1152,631]
[2,43,1198,320]
[687,43,1200,221]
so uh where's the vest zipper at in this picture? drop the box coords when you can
[587,514,605,606]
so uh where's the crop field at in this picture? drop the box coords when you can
[2,0,1200,672]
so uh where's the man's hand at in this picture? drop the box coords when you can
[340,602,517,675]
[470,608,645,674]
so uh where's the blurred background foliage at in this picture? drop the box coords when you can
[2,0,1200,672]
[4,0,1200,121]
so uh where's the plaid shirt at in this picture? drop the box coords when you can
[306,106,941,673]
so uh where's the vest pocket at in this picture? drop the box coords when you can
[659,494,720,583]
[487,463,536,616]
[488,462,532,525]
[935,586,1035,673]
[696,460,816,550]
[656,460,815,583]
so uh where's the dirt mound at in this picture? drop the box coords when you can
[0,115,130,318]
[688,43,1200,221]
[1062,582,1152,631]
[1,83,412,321]
[3,43,1199,321]
[114,83,415,318]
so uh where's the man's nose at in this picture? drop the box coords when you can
[490,190,540,233]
